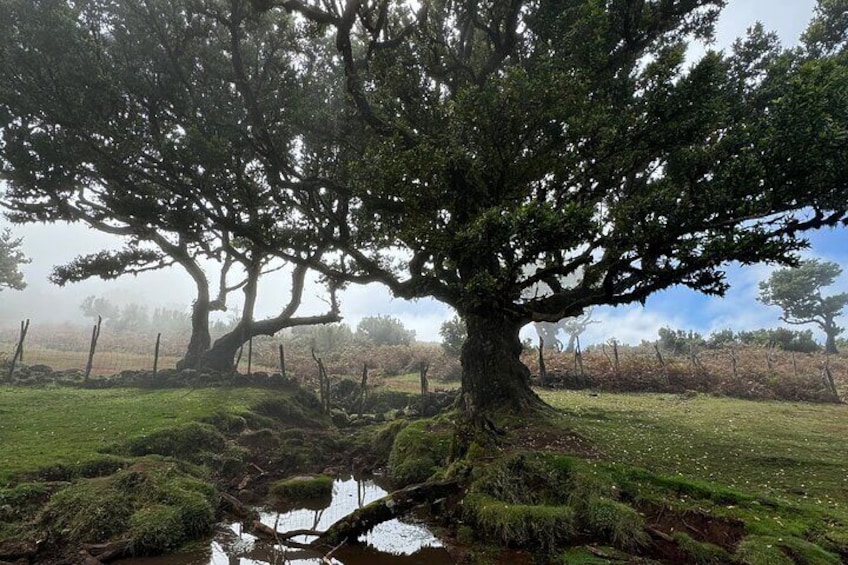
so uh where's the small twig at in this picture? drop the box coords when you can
[322,539,347,564]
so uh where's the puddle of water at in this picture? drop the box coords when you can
[119,476,454,565]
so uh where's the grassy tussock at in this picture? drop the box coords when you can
[40,460,216,554]
[269,475,334,500]
[463,452,649,552]
[387,419,452,486]
[464,493,575,551]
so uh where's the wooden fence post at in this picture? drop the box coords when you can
[822,356,839,402]
[234,345,244,375]
[84,316,102,382]
[359,362,368,417]
[654,342,668,384]
[247,337,253,376]
[7,318,29,381]
[312,348,330,413]
[574,336,585,379]
[729,348,738,379]
[153,333,161,379]
[612,339,620,374]
[420,361,430,397]
[538,337,547,386]
[279,343,286,379]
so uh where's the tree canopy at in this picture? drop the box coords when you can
[1,0,846,412]
[270,0,848,411]
[759,259,848,354]
[0,0,340,369]
[0,228,28,292]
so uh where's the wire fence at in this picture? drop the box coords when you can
[0,319,192,376]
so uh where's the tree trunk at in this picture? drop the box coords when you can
[825,331,838,355]
[461,313,544,413]
[177,296,212,369]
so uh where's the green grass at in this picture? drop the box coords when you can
[0,386,281,484]
[541,391,848,509]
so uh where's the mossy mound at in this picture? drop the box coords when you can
[38,459,216,555]
[269,475,334,501]
[251,391,324,428]
[463,452,648,553]
[107,422,226,463]
[387,419,452,487]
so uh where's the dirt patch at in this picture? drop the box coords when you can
[641,500,746,552]
[510,424,603,459]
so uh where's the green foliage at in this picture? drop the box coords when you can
[387,420,452,486]
[759,260,848,353]
[735,328,821,353]
[288,323,355,353]
[439,316,466,357]
[269,475,333,500]
[657,327,706,355]
[356,315,416,346]
[0,228,28,291]
[80,295,121,321]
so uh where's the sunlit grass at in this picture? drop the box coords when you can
[540,390,848,510]
[0,386,280,484]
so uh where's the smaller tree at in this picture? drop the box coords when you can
[439,316,466,358]
[759,260,848,354]
[80,296,120,322]
[0,229,28,291]
[356,316,415,346]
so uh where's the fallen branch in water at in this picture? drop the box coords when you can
[311,480,460,548]
[249,520,323,550]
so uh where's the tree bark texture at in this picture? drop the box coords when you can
[460,313,544,413]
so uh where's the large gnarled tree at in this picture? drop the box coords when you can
[269,0,848,413]
[0,0,340,370]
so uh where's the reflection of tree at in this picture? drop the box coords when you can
[533,308,598,352]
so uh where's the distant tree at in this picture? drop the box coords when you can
[439,316,467,358]
[113,303,151,333]
[657,327,706,356]
[80,296,120,322]
[289,323,354,353]
[534,308,597,352]
[736,328,821,353]
[356,316,415,347]
[759,260,848,353]
[706,329,737,350]
[0,229,28,291]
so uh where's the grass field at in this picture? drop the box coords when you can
[0,386,281,484]
[541,390,848,521]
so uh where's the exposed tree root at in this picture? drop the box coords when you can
[79,539,132,564]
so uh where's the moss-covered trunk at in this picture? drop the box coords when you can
[460,313,544,413]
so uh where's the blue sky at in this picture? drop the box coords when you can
[3,0,846,347]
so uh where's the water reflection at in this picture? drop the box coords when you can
[119,477,453,565]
